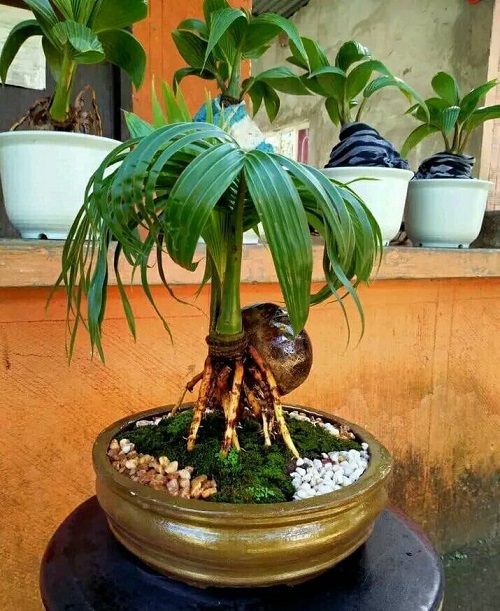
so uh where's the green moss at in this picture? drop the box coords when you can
[124,409,360,504]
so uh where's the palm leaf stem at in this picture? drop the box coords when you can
[49,51,76,121]
[215,173,246,336]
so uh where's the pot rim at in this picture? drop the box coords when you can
[320,166,414,179]
[409,178,493,187]
[0,130,121,146]
[93,403,392,518]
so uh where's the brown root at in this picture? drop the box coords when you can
[221,360,244,456]
[171,371,204,417]
[187,357,214,451]
[248,345,299,458]
[11,85,102,135]
[181,339,301,457]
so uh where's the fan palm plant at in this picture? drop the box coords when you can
[401,71,500,158]
[54,3,382,458]
[283,38,425,127]
[0,0,147,132]
[171,0,310,121]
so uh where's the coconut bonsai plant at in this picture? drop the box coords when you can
[0,0,148,239]
[281,38,427,245]
[52,2,391,588]
[402,71,499,248]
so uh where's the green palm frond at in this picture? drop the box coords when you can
[55,121,382,360]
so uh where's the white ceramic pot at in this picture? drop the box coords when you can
[0,131,121,239]
[405,179,493,248]
[321,167,413,246]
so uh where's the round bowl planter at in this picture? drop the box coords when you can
[321,167,413,246]
[405,178,493,248]
[0,130,121,239]
[93,404,392,589]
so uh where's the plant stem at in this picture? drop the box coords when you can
[226,51,242,101]
[355,97,368,122]
[49,52,76,123]
[209,253,222,333]
[215,174,246,336]
[450,125,461,154]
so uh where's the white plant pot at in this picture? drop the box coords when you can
[405,179,492,248]
[0,131,121,239]
[321,167,413,246]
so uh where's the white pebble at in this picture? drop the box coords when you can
[361,442,369,450]
[313,459,323,471]
[296,458,304,466]
[350,467,365,482]
[341,464,354,477]
[295,489,310,500]
[135,420,154,428]
[119,439,132,454]
[342,476,351,487]
[295,467,306,476]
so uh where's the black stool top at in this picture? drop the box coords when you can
[40,496,444,611]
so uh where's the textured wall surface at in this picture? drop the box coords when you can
[1,277,500,609]
[253,0,494,172]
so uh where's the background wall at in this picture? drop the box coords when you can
[253,0,495,172]
[1,275,500,609]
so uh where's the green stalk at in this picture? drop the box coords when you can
[226,51,242,101]
[215,174,246,336]
[209,253,222,333]
[49,51,77,123]
[450,124,461,154]
[355,97,368,122]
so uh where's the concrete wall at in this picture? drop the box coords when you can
[253,0,495,172]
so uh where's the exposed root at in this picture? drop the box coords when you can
[249,345,299,458]
[244,382,262,418]
[244,382,271,447]
[10,85,102,134]
[181,339,301,456]
[187,357,214,451]
[171,371,204,417]
[221,361,244,456]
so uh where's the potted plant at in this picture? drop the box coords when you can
[402,71,499,248]
[281,38,427,245]
[0,0,147,239]
[52,2,392,588]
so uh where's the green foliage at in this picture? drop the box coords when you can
[54,116,382,360]
[124,408,360,504]
[283,38,427,126]
[171,0,310,121]
[0,0,147,123]
[401,71,500,156]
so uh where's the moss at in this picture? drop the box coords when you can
[124,409,360,504]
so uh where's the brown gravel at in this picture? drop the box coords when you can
[107,438,217,500]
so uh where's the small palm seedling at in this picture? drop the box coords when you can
[171,0,310,121]
[0,0,147,132]
[401,71,500,177]
[285,39,424,128]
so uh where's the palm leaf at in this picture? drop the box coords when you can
[0,20,43,83]
[98,29,145,88]
[244,152,312,334]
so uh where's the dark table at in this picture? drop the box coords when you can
[40,496,444,610]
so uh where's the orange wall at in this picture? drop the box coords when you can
[1,277,500,609]
[133,0,252,120]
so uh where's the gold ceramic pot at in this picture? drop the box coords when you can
[93,404,392,588]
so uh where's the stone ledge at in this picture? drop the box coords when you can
[1,239,500,289]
